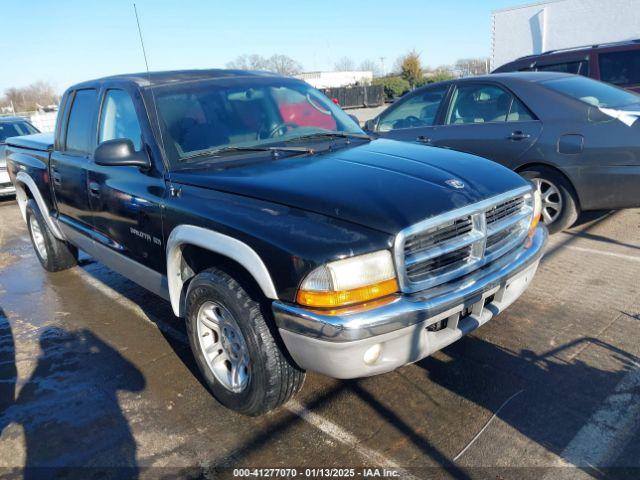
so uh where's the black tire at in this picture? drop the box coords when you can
[185,268,305,416]
[520,166,579,234]
[25,199,78,272]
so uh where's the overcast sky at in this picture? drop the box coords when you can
[2,0,527,93]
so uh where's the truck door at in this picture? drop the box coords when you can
[87,88,166,273]
[50,89,97,232]
[430,82,542,169]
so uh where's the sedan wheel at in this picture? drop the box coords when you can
[520,166,579,234]
[531,177,563,225]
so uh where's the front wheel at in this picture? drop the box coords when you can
[185,268,305,416]
[520,167,579,234]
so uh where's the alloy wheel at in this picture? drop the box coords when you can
[29,215,48,262]
[196,300,250,393]
[532,178,563,225]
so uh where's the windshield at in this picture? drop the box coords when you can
[153,78,364,165]
[0,120,39,143]
[542,75,640,108]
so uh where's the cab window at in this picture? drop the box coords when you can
[99,89,143,150]
[377,86,448,132]
[445,84,534,125]
[65,89,98,154]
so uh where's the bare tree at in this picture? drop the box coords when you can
[226,54,268,70]
[455,58,490,77]
[226,54,302,76]
[359,59,382,78]
[334,56,356,71]
[3,81,59,112]
[266,54,303,76]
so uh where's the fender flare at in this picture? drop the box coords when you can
[15,171,65,240]
[166,225,278,317]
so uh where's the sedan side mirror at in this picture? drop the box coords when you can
[94,138,150,169]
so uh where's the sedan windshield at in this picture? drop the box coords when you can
[0,121,39,143]
[153,78,364,165]
[542,76,640,108]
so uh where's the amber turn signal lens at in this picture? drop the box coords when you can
[528,212,541,239]
[296,278,399,308]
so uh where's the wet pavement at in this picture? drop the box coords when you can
[0,197,639,479]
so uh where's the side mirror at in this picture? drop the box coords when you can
[94,138,150,169]
[348,114,361,127]
[363,118,377,132]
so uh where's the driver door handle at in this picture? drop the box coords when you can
[417,135,432,144]
[52,171,62,186]
[508,131,531,141]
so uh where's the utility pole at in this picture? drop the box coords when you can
[379,57,386,77]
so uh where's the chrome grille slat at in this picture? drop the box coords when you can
[394,187,534,293]
[405,229,483,266]
[404,217,473,255]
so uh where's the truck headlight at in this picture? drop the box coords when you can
[296,250,398,308]
[528,188,542,238]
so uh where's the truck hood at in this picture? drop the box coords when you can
[170,139,529,234]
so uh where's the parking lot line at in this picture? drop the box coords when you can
[554,364,640,468]
[452,389,525,461]
[564,245,640,263]
[286,401,417,478]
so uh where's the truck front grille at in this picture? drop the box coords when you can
[395,187,534,293]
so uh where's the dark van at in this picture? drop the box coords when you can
[493,39,640,93]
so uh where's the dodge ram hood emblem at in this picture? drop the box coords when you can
[445,179,465,189]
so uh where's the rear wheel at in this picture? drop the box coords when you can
[520,167,579,234]
[186,268,305,416]
[26,199,78,272]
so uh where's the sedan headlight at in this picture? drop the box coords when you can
[296,250,398,308]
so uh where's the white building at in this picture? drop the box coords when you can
[491,0,640,70]
[295,71,373,89]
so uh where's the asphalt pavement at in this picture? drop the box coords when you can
[0,197,639,479]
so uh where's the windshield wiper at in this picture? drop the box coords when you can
[180,145,313,162]
[286,131,373,142]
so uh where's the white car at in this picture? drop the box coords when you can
[0,117,39,197]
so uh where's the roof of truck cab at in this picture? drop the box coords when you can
[69,69,286,89]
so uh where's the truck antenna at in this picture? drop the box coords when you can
[131,3,167,166]
[133,3,150,76]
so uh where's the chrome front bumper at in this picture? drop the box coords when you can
[273,226,547,379]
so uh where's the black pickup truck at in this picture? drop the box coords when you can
[5,70,547,415]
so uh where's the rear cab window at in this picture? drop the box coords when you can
[65,89,98,155]
[599,49,640,88]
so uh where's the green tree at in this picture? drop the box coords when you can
[399,50,424,89]
[372,76,411,100]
